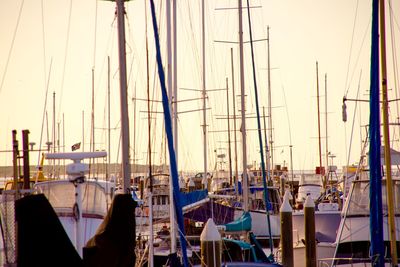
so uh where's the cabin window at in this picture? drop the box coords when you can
[161,196,167,205]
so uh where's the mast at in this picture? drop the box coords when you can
[379,0,398,264]
[173,0,178,166]
[230,48,239,196]
[116,0,131,192]
[263,106,271,183]
[63,114,65,174]
[245,0,273,253]
[144,0,154,264]
[132,86,137,173]
[202,0,208,188]
[91,67,95,154]
[82,110,84,152]
[266,26,273,178]
[148,0,189,264]
[324,74,329,182]
[90,68,95,178]
[369,0,384,264]
[52,92,56,176]
[57,121,60,175]
[107,56,111,181]
[226,77,233,186]
[315,62,324,187]
[166,0,177,254]
[238,0,249,211]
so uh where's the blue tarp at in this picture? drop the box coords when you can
[180,190,208,207]
[184,201,235,225]
[224,211,251,232]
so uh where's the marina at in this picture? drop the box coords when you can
[1,0,400,266]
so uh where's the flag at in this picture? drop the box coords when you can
[71,142,81,151]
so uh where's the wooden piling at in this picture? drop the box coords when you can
[200,218,221,267]
[12,130,19,198]
[22,130,30,190]
[280,190,293,267]
[304,195,316,267]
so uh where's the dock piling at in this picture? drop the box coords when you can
[304,195,316,267]
[280,190,293,267]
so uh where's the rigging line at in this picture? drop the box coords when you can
[186,0,201,83]
[37,59,53,178]
[388,1,400,33]
[280,83,292,146]
[346,70,362,169]
[345,18,371,98]
[41,0,47,97]
[93,22,116,108]
[343,0,360,97]
[125,15,146,102]
[0,0,25,95]
[57,0,74,121]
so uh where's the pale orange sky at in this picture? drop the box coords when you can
[0,0,399,174]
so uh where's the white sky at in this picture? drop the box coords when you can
[0,0,399,174]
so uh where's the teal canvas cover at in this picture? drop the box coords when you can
[224,211,251,232]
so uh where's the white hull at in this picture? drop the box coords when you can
[59,215,103,248]
[234,209,280,238]
[292,242,336,267]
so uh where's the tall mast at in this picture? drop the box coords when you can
[368,0,384,264]
[173,0,178,166]
[116,0,131,192]
[91,68,95,154]
[238,0,248,211]
[231,48,239,196]
[82,110,84,152]
[90,68,95,178]
[226,77,233,185]
[144,0,154,263]
[379,0,397,264]
[245,1,273,252]
[132,88,137,173]
[107,56,111,180]
[263,106,271,183]
[266,26,273,178]
[315,61,323,187]
[63,113,65,174]
[324,74,329,181]
[202,0,208,188]
[52,92,56,176]
[53,92,56,154]
[166,0,177,254]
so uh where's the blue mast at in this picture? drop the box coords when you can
[148,0,188,266]
[369,0,384,265]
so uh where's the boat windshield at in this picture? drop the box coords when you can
[346,179,400,216]
[35,180,107,216]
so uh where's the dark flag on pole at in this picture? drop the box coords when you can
[71,142,81,151]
